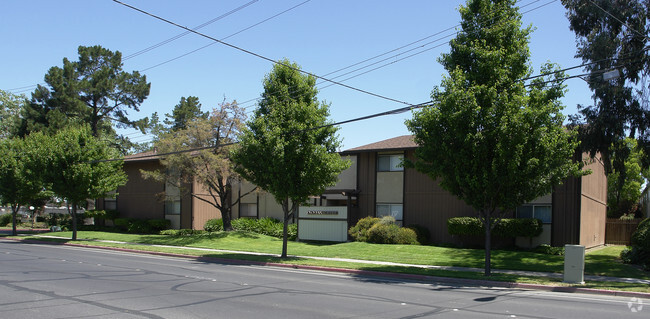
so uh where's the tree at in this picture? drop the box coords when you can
[0,90,25,138]
[144,99,252,231]
[405,0,583,276]
[562,0,649,177]
[607,138,649,218]
[164,96,208,132]
[232,59,349,258]
[0,136,47,236]
[17,45,151,151]
[44,126,127,240]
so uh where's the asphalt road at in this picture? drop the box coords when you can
[0,239,647,319]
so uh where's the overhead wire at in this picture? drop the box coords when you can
[138,0,312,72]
[112,0,413,106]
[235,0,557,112]
[123,0,259,61]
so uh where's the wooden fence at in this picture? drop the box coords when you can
[605,218,643,245]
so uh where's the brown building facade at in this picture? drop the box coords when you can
[105,135,607,248]
[97,151,222,230]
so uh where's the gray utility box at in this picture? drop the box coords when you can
[563,245,585,284]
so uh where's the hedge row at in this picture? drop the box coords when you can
[113,218,171,234]
[200,217,298,240]
[447,217,543,238]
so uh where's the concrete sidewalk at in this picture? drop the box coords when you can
[31,234,650,285]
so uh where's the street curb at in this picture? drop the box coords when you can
[3,237,649,299]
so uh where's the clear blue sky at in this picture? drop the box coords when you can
[1,0,591,150]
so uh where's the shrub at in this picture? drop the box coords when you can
[204,218,224,232]
[113,218,131,232]
[447,217,483,236]
[127,219,152,234]
[367,223,399,244]
[395,227,419,245]
[447,217,543,238]
[534,244,565,256]
[231,217,297,240]
[147,219,171,232]
[104,210,120,221]
[160,229,205,236]
[0,214,11,227]
[348,217,380,242]
[406,224,430,244]
[622,217,650,270]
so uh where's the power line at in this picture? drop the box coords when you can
[587,0,649,42]
[236,0,557,112]
[95,100,435,163]
[112,0,413,106]
[124,0,259,61]
[138,0,311,72]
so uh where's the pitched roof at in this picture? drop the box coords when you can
[123,150,160,162]
[343,135,417,153]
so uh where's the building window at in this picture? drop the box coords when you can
[377,203,403,224]
[103,191,117,210]
[104,198,117,211]
[240,203,257,218]
[165,198,181,215]
[377,154,403,172]
[165,179,181,215]
[516,205,551,224]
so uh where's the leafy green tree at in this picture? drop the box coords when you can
[232,59,349,258]
[17,45,151,151]
[0,90,25,138]
[406,0,583,276]
[44,126,127,240]
[144,100,253,231]
[562,0,649,175]
[607,138,649,217]
[0,135,48,235]
[164,96,208,132]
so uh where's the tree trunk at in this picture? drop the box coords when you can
[281,199,289,258]
[11,204,19,236]
[222,189,233,231]
[484,213,492,277]
[69,203,78,241]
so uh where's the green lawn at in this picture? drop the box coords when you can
[5,230,649,293]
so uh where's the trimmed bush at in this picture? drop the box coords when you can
[147,219,171,232]
[204,218,224,232]
[447,217,543,238]
[367,223,399,244]
[534,244,565,256]
[0,214,11,227]
[231,217,297,240]
[127,219,152,234]
[406,224,430,244]
[113,218,131,232]
[447,217,484,236]
[396,227,419,245]
[348,216,380,242]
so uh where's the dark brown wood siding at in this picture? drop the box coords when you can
[355,152,376,225]
[552,175,581,246]
[403,150,478,244]
[116,160,165,220]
